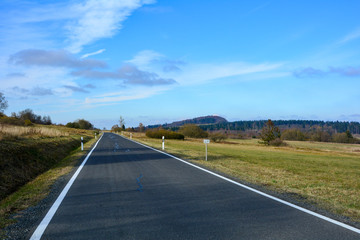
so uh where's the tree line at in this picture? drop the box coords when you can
[0,92,95,129]
[199,120,360,135]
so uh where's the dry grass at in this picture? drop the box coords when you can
[0,124,69,140]
[0,133,101,232]
[128,133,360,223]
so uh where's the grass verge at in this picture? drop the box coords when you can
[0,133,100,233]
[126,132,360,224]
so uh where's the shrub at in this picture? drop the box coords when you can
[209,132,227,142]
[269,138,287,146]
[310,131,331,142]
[66,119,93,130]
[111,124,122,132]
[0,115,25,126]
[24,119,33,126]
[66,122,80,129]
[332,131,357,143]
[281,129,306,141]
[10,109,52,125]
[146,129,184,140]
[179,124,208,138]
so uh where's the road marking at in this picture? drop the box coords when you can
[29,134,104,240]
[136,174,143,192]
[120,134,360,235]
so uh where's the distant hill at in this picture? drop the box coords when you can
[147,115,228,129]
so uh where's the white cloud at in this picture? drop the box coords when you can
[66,0,155,53]
[81,49,106,58]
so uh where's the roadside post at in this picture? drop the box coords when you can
[162,136,165,150]
[204,139,210,161]
[95,133,97,139]
[81,137,84,151]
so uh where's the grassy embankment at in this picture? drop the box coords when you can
[125,132,360,223]
[0,124,99,231]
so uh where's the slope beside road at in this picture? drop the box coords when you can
[29,133,360,239]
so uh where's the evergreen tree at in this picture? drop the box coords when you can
[260,119,281,145]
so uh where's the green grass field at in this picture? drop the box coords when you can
[127,132,360,223]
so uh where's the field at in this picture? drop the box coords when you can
[126,132,360,223]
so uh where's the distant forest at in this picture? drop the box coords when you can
[151,120,360,135]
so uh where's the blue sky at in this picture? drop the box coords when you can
[1,0,360,129]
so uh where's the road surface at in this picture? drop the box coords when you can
[30,133,360,239]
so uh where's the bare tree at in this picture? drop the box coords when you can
[119,116,126,130]
[0,92,8,113]
[138,123,145,132]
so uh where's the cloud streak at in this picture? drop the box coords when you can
[81,49,106,58]
[338,28,360,45]
[174,62,283,86]
[85,86,166,104]
[13,86,53,96]
[293,67,325,78]
[73,64,177,86]
[63,85,89,93]
[293,66,360,78]
[8,49,107,69]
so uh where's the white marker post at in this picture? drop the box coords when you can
[81,137,84,151]
[204,139,210,161]
[162,136,165,150]
[95,133,97,139]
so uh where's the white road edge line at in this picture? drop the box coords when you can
[29,133,104,240]
[120,134,360,235]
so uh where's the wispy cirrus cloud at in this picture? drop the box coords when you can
[174,62,283,86]
[126,50,164,67]
[8,49,107,69]
[160,59,186,72]
[66,0,156,53]
[337,27,360,45]
[126,50,186,72]
[85,86,167,104]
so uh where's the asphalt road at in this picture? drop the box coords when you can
[31,133,360,239]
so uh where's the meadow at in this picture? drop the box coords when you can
[126,132,360,223]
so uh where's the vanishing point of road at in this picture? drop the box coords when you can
[29,133,360,239]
